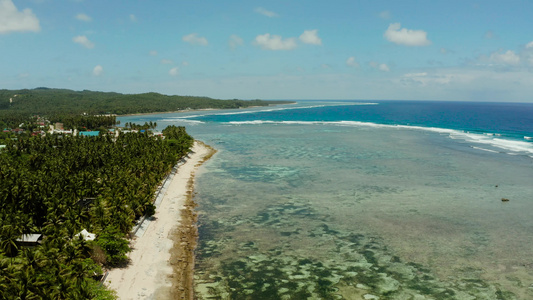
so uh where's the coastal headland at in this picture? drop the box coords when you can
[105,140,216,299]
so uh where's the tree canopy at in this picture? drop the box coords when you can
[0,88,291,127]
[0,127,194,299]
[0,87,290,298]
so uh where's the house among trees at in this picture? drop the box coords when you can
[53,129,73,135]
[76,229,96,241]
[32,130,45,136]
[16,234,43,247]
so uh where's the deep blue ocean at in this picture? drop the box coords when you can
[194,101,533,142]
[120,100,533,299]
[175,100,533,157]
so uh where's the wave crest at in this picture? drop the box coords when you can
[227,120,533,156]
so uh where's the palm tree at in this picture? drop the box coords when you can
[0,224,20,258]
[0,258,16,298]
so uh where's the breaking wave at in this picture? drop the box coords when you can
[226,120,533,156]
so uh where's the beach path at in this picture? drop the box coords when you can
[105,141,212,299]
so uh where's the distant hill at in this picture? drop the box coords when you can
[0,88,290,117]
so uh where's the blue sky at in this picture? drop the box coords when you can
[1,0,533,102]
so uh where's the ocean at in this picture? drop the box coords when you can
[119,100,533,299]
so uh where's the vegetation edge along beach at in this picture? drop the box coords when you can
[103,140,217,299]
[0,88,277,299]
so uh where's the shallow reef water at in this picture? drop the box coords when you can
[194,199,524,299]
[119,103,533,299]
[190,124,533,299]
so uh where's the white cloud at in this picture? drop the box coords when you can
[396,67,533,102]
[255,7,278,18]
[229,34,244,49]
[169,67,179,76]
[129,14,137,22]
[379,63,390,72]
[149,50,158,56]
[379,10,391,20]
[161,59,173,65]
[489,50,520,65]
[75,13,91,22]
[93,65,103,76]
[384,23,431,46]
[181,61,189,66]
[254,33,297,50]
[0,0,40,34]
[403,72,428,78]
[108,66,533,102]
[72,35,94,48]
[182,33,208,46]
[400,71,453,86]
[299,29,322,45]
[346,56,359,68]
[524,44,533,66]
[369,61,390,72]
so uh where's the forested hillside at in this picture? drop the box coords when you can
[0,88,289,127]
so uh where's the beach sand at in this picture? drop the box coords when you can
[105,141,215,300]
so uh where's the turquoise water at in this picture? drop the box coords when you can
[120,101,533,299]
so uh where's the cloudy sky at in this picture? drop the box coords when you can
[1,0,533,102]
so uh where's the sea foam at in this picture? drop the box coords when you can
[226,120,533,156]
[159,118,204,124]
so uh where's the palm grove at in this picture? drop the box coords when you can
[0,125,194,298]
[0,88,284,299]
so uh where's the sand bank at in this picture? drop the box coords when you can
[105,141,216,299]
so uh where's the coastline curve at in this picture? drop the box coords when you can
[105,140,216,299]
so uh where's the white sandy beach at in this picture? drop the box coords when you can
[105,141,212,299]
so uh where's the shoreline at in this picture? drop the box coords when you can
[167,141,216,299]
[104,140,216,299]
[118,102,296,117]
[119,108,217,117]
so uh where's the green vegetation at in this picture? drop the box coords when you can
[123,121,157,131]
[94,227,131,267]
[53,115,117,132]
[0,127,194,299]
[0,88,291,128]
[0,87,289,298]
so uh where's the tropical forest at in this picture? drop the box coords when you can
[0,88,284,299]
[0,88,289,128]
